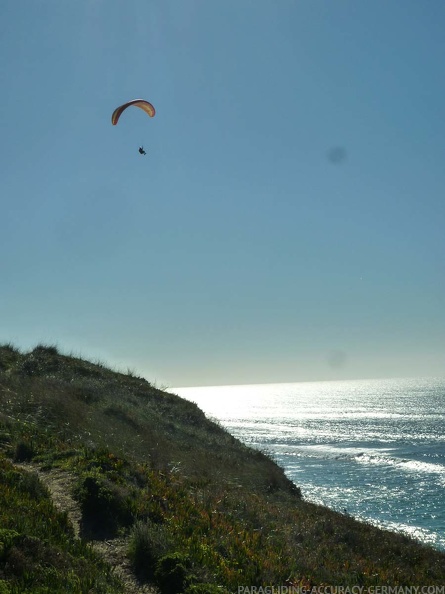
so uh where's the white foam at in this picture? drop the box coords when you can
[355,451,445,477]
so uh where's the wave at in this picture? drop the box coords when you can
[281,445,445,478]
[355,452,445,477]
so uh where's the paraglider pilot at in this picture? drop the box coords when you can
[139,146,146,155]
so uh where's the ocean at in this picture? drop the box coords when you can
[174,377,445,551]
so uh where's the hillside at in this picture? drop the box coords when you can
[0,344,444,593]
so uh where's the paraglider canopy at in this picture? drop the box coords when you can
[111,99,155,125]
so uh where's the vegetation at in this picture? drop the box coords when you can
[0,342,444,593]
[0,456,121,593]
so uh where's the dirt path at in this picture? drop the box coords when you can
[15,462,158,594]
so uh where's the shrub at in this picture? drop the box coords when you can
[0,343,20,372]
[16,355,41,376]
[16,345,60,377]
[73,472,134,537]
[155,552,190,594]
[32,344,59,357]
[11,470,48,500]
[0,529,20,561]
[128,519,173,581]
[13,441,34,462]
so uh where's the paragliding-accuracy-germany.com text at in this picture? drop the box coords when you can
[236,587,445,594]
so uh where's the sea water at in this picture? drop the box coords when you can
[174,377,445,550]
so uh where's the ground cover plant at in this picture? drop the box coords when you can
[1,343,445,592]
[0,457,123,593]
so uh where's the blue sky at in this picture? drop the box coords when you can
[1,0,444,387]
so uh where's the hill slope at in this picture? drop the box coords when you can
[1,344,444,593]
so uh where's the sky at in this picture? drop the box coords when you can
[1,0,444,387]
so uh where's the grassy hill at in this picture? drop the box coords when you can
[0,343,444,593]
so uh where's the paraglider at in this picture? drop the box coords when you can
[111,99,155,155]
[111,99,155,125]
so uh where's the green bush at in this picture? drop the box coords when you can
[73,472,134,537]
[155,552,190,594]
[6,470,48,500]
[0,343,20,372]
[128,519,173,581]
[13,441,34,462]
[16,355,42,377]
[16,345,60,377]
[32,344,59,357]
[0,529,19,561]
